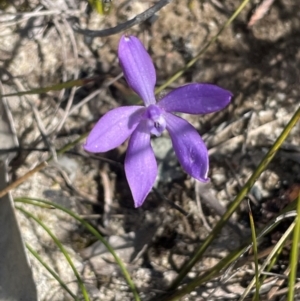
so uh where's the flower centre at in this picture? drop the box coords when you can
[144,104,166,136]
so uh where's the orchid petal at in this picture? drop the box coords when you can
[165,112,209,182]
[125,121,157,207]
[118,35,156,106]
[84,106,144,153]
[158,83,232,114]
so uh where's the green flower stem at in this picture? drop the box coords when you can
[169,106,300,290]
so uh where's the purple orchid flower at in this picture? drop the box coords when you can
[84,35,232,208]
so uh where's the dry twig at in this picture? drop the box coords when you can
[73,0,173,37]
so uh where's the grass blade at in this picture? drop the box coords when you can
[2,78,96,97]
[287,192,300,301]
[248,201,259,301]
[16,206,90,301]
[155,0,251,94]
[25,243,79,300]
[160,209,298,301]
[238,221,295,301]
[170,106,300,290]
[15,197,141,301]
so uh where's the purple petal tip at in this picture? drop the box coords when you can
[158,83,233,114]
[118,35,156,106]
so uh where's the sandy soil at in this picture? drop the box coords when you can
[1,0,300,300]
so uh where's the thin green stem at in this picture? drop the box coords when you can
[16,206,90,301]
[160,248,244,301]
[287,192,300,301]
[25,243,79,300]
[248,201,259,301]
[161,208,297,301]
[155,0,251,94]
[238,221,295,301]
[15,197,141,301]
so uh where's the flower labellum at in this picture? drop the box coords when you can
[84,35,232,207]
